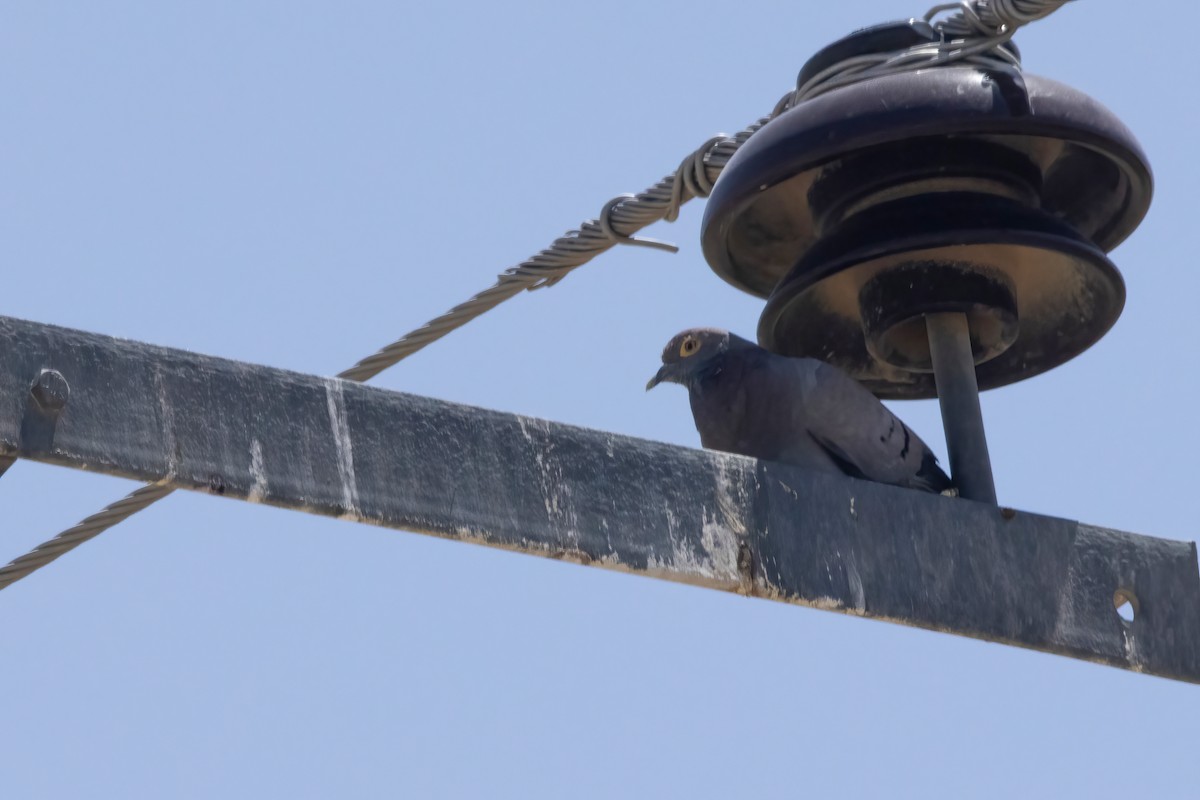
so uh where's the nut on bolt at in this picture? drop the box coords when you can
[31,369,70,412]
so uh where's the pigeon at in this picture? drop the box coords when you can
[646,328,952,493]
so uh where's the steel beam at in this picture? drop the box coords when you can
[0,314,1197,683]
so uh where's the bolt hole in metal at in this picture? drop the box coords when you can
[1113,588,1139,623]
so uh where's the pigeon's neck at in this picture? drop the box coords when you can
[684,336,760,390]
[686,350,740,392]
[725,333,758,351]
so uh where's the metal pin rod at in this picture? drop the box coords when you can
[926,311,997,504]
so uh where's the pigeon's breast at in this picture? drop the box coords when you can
[688,374,782,461]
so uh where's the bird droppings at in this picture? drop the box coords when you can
[247,439,267,504]
[518,415,582,545]
[643,456,749,588]
[845,555,867,614]
[154,367,180,479]
[710,456,751,540]
[1122,626,1140,667]
[646,517,741,586]
[323,379,361,521]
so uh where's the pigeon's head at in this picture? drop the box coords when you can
[646,328,739,390]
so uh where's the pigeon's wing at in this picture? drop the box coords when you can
[725,353,846,476]
[782,358,951,491]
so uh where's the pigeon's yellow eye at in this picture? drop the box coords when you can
[679,337,700,358]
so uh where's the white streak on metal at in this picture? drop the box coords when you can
[154,368,178,479]
[324,379,361,520]
[845,555,866,615]
[518,415,579,544]
[646,459,744,584]
[247,439,267,504]
[711,458,749,540]
[1120,621,1144,672]
[698,518,740,581]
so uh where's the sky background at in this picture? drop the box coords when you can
[3,1,1198,796]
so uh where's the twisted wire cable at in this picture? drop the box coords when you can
[0,482,176,591]
[337,3,1067,382]
[933,0,1069,36]
[335,126,764,382]
[0,0,1073,591]
[785,0,1070,105]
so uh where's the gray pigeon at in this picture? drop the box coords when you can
[646,328,951,493]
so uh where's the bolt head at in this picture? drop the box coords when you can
[31,369,69,412]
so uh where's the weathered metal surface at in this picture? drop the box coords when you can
[0,314,1197,682]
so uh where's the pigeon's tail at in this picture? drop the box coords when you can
[913,450,954,494]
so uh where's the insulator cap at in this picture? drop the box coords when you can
[699,23,1151,398]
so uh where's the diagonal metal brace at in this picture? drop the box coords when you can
[0,314,1197,683]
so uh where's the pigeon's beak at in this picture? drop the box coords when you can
[645,365,669,391]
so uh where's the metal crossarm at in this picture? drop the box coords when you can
[1,314,1197,683]
[0,0,1079,593]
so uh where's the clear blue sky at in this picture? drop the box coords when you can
[3,1,1198,796]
